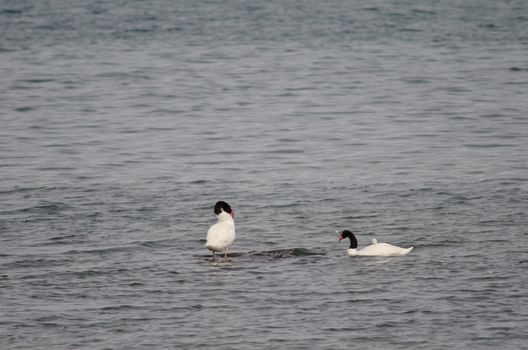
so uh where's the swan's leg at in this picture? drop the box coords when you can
[224,247,228,261]
[211,251,216,261]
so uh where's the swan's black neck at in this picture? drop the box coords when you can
[348,235,358,249]
[342,230,358,249]
[214,201,232,215]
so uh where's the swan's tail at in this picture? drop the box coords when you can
[401,247,414,255]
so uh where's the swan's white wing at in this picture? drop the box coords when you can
[206,222,235,252]
[357,243,413,256]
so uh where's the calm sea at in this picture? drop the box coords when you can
[1,0,528,349]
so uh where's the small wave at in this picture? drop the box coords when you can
[98,304,144,311]
[0,186,47,195]
[14,106,33,112]
[124,27,153,34]
[464,143,516,148]
[18,202,70,215]
[266,149,304,154]
[5,258,67,269]
[134,239,174,248]
[0,9,24,15]
[201,248,325,259]
[189,179,208,184]
[251,248,325,257]
[39,234,82,246]
[360,6,380,12]
[66,245,147,255]
[18,78,56,84]
[411,8,436,15]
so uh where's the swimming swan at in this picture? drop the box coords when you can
[338,230,413,256]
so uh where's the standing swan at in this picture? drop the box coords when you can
[338,230,413,256]
[206,201,235,261]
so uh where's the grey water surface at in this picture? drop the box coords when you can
[1,0,528,349]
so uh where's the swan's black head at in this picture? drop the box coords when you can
[214,201,234,217]
[338,230,358,249]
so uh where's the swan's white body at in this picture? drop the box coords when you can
[206,211,235,253]
[348,239,413,257]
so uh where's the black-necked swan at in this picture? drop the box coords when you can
[338,230,413,256]
[206,201,235,261]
